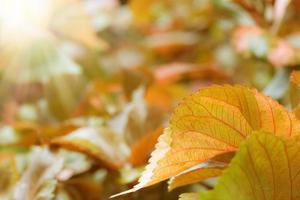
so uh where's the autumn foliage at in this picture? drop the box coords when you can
[1,0,300,200]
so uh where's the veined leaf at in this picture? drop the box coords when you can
[112,85,300,197]
[201,132,300,200]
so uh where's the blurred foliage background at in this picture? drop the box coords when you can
[0,0,300,199]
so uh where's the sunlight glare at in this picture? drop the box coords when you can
[0,0,53,46]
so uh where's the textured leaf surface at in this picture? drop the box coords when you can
[201,132,300,200]
[168,162,225,191]
[112,85,300,197]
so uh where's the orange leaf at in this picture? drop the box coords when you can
[112,85,300,197]
[168,162,225,191]
[129,127,163,166]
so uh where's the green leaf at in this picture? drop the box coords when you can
[201,132,300,200]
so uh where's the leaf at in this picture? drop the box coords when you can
[112,85,300,197]
[0,124,38,147]
[109,86,148,146]
[168,161,225,191]
[0,153,18,199]
[293,107,300,121]
[56,150,92,181]
[13,147,64,200]
[109,86,163,147]
[72,80,122,117]
[121,68,154,100]
[129,127,163,166]
[46,73,86,120]
[119,166,145,185]
[200,132,300,200]
[146,83,188,112]
[51,127,127,169]
[57,175,103,200]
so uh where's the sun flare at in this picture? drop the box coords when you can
[0,0,54,46]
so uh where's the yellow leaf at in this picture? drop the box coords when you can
[168,162,225,191]
[112,85,300,197]
[201,132,300,200]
